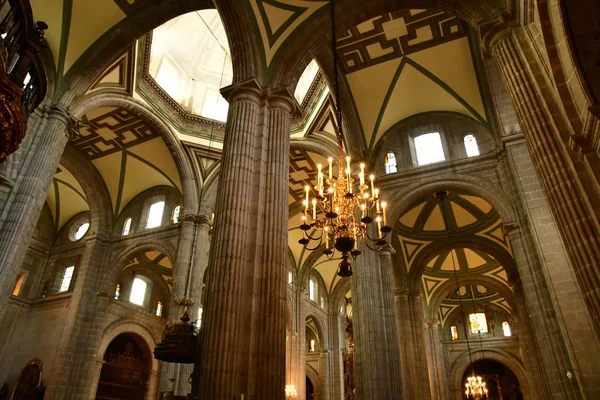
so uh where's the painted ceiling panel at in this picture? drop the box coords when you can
[64,0,126,73]
[45,164,90,232]
[398,201,426,228]
[345,57,403,144]
[314,256,342,293]
[460,195,492,213]
[374,62,476,146]
[128,138,182,190]
[91,151,122,211]
[30,0,63,66]
[451,201,477,227]
[407,37,486,121]
[119,155,174,214]
[423,204,445,231]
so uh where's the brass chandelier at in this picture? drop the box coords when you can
[465,374,488,399]
[296,0,391,277]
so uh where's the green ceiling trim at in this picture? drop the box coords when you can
[466,28,493,125]
[56,0,73,88]
[341,69,368,151]
[369,57,408,152]
[256,0,308,48]
[113,151,128,218]
[126,150,180,191]
[54,178,88,204]
[402,238,426,264]
[403,57,490,129]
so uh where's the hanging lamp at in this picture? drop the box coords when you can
[435,191,487,399]
[295,0,391,278]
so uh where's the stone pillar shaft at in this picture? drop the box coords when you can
[194,81,294,399]
[0,106,71,319]
[351,243,403,399]
[486,25,600,338]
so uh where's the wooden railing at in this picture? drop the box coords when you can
[0,0,47,160]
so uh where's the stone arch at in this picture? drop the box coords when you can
[407,236,518,291]
[305,363,321,399]
[89,320,160,400]
[59,145,113,236]
[427,275,518,320]
[103,242,177,294]
[450,349,530,398]
[386,177,516,231]
[304,312,328,349]
[56,0,260,109]
[70,94,199,216]
[329,278,352,310]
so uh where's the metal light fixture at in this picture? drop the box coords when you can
[296,0,390,278]
[436,191,487,400]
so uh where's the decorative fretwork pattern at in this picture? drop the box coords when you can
[72,108,158,160]
[337,10,466,74]
[288,148,321,205]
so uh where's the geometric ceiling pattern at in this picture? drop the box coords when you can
[73,107,182,218]
[249,0,328,67]
[85,46,135,96]
[340,10,488,152]
[125,249,173,289]
[45,164,89,232]
[437,284,512,327]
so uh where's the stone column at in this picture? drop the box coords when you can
[483,22,600,339]
[0,106,73,319]
[193,80,296,399]
[318,350,331,400]
[395,288,432,400]
[504,224,581,398]
[161,213,213,396]
[351,241,403,399]
[425,319,448,400]
[327,311,345,400]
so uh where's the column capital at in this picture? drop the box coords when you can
[220,79,300,116]
[426,318,440,327]
[481,18,512,54]
[35,105,78,139]
[378,243,396,257]
[502,221,520,239]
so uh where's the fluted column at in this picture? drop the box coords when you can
[351,240,403,399]
[427,320,448,400]
[504,224,580,398]
[0,106,73,319]
[193,80,296,399]
[483,21,600,339]
[327,311,345,400]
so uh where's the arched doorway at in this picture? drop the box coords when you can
[462,360,522,400]
[306,376,315,400]
[95,333,151,400]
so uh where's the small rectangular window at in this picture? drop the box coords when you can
[59,266,75,293]
[309,279,316,301]
[414,132,445,166]
[129,277,147,306]
[122,217,132,236]
[469,313,488,334]
[451,325,459,340]
[146,201,165,228]
[320,297,325,309]
[502,321,512,337]
[197,307,203,329]
[156,301,163,316]
[12,272,25,296]
[288,271,293,285]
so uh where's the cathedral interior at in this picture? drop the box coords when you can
[0,0,599,399]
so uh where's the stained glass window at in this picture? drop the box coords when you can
[469,313,488,334]
[451,325,459,340]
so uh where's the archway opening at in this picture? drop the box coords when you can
[306,376,315,400]
[95,333,151,400]
[462,359,522,400]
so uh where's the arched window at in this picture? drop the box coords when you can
[309,278,317,301]
[171,204,181,224]
[414,132,445,165]
[384,152,397,174]
[464,134,480,157]
[469,313,488,334]
[320,297,325,309]
[294,59,320,104]
[156,301,163,317]
[196,307,203,328]
[146,201,165,228]
[12,272,26,296]
[59,266,75,293]
[288,271,293,285]
[122,217,132,236]
[72,221,90,241]
[114,284,120,300]
[451,325,459,340]
[502,321,512,337]
[309,339,316,352]
[129,277,147,306]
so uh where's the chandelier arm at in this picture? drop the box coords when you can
[362,239,383,252]
[302,240,324,252]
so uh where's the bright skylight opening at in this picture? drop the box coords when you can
[294,59,320,104]
[146,201,165,228]
[149,10,233,122]
[414,132,445,166]
[130,277,147,306]
[464,134,480,157]
[59,266,75,293]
